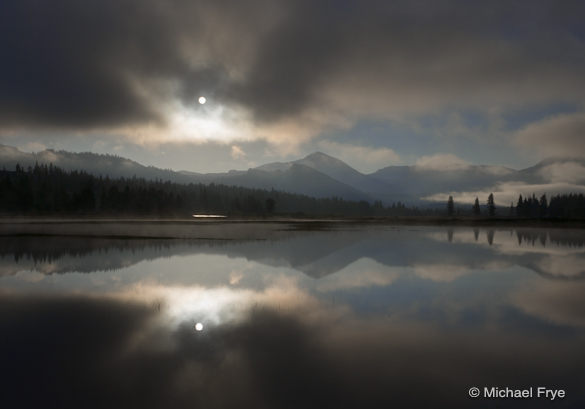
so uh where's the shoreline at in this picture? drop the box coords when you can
[0,217,583,241]
[0,216,584,227]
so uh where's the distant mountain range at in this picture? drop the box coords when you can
[1,144,584,205]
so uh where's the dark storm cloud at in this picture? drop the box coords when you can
[0,0,238,129]
[244,0,585,119]
[1,0,584,130]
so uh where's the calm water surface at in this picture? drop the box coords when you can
[1,223,584,408]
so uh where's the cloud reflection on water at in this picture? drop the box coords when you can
[1,225,585,408]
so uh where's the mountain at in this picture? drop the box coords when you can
[370,164,516,199]
[2,144,584,205]
[0,144,372,201]
[260,152,392,199]
[185,162,371,200]
[0,144,193,183]
[516,157,585,185]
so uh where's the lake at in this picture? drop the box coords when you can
[1,222,584,408]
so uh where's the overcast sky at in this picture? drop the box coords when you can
[1,0,584,173]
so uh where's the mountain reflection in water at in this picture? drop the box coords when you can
[1,224,584,409]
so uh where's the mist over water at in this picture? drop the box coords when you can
[1,224,584,408]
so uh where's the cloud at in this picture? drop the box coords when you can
[538,161,585,184]
[514,112,585,158]
[230,145,246,159]
[1,0,585,155]
[316,141,400,172]
[237,1,585,124]
[424,181,585,206]
[19,142,47,152]
[0,0,276,131]
[415,154,470,171]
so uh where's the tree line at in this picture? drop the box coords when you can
[446,193,585,219]
[514,193,585,219]
[0,163,425,217]
[3,164,582,219]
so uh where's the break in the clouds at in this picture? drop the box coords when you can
[1,0,585,168]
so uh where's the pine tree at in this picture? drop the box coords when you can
[516,194,524,217]
[539,194,548,218]
[472,197,481,216]
[487,193,496,217]
[447,196,454,216]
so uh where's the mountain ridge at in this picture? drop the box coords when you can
[2,144,583,205]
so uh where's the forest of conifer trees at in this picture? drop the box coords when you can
[514,193,585,219]
[1,164,583,219]
[0,164,420,217]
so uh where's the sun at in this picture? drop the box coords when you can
[198,96,207,104]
